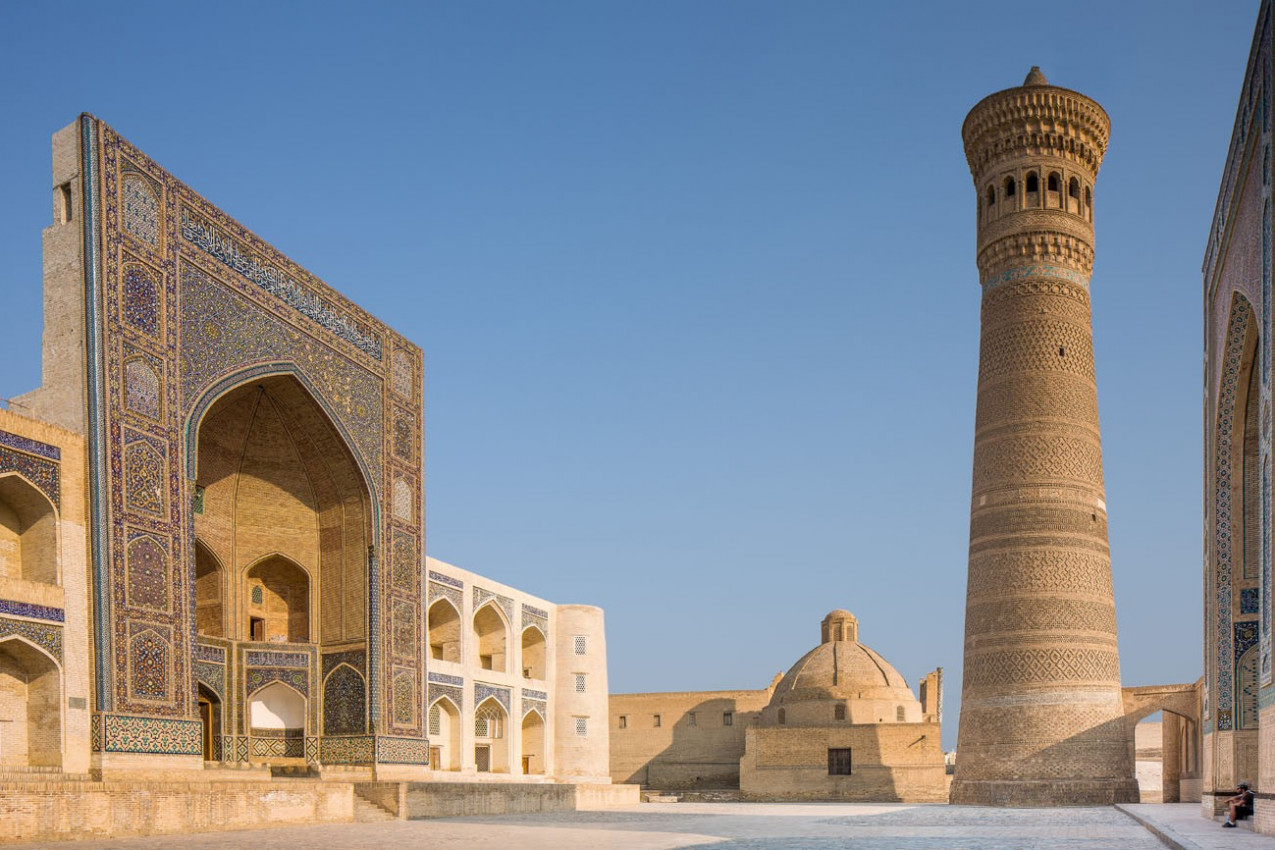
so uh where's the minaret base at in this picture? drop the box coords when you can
[949,778,1140,807]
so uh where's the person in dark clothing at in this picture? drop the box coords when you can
[1223,783,1255,827]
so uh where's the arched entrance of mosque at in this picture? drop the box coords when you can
[191,373,374,744]
[0,636,61,769]
[521,708,544,775]
[428,696,461,771]
[197,682,222,762]
[474,697,509,773]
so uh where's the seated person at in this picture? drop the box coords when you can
[1223,783,1255,827]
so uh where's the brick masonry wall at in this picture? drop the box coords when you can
[0,780,353,843]
[609,690,770,787]
[740,722,946,802]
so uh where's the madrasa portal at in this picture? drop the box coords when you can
[0,116,634,839]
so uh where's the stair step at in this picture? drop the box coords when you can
[352,797,397,822]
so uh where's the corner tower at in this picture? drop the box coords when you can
[951,68,1137,806]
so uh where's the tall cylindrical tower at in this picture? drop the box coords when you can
[951,67,1137,807]
[552,605,612,782]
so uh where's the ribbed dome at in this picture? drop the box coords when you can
[769,639,914,705]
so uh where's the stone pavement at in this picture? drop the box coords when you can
[1119,803,1275,850]
[9,801,1275,849]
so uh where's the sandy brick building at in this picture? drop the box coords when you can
[611,609,946,802]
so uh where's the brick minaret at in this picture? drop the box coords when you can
[950,67,1138,806]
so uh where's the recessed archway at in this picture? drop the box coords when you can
[428,696,461,771]
[192,374,372,648]
[521,709,544,775]
[248,680,306,761]
[473,604,508,673]
[0,475,57,585]
[521,626,546,680]
[474,697,509,773]
[428,598,461,663]
[0,637,61,769]
[245,555,310,643]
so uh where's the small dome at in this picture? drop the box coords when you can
[1023,66,1049,86]
[821,609,858,644]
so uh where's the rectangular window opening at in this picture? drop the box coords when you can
[828,748,853,776]
[653,714,661,728]
[574,635,587,655]
[723,711,733,727]
[688,711,696,727]
[618,715,627,730]
[56,183,72,224]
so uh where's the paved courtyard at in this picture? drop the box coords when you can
[10,802,1275,850]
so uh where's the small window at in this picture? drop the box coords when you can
[575,716,588,737]
[57,183,72,224]
[834,704,846,721]
[777,708,786,725]
[429,703,442,735]
[1048,173,1060,193]
[985,185,995,208]
[723,711,733,727]
[574,635,587,655]
[618,715,627,729]
[653,714,661,728]
[251,585,264,606]
[688,711,697,727]
[828,748,852,775]
[1025,172,1039,193]
[1068,177,1080,200]
[1004,176,1016,197]
[896,705,905,722]
[574,673,586,693]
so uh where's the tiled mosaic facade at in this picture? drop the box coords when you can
[79,119,427,763]
[1203,1,1275,821]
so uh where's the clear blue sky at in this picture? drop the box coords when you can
[0,2,1257,750]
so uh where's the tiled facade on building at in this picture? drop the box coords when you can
[0,116,631,843]
[1203,0,1275,834]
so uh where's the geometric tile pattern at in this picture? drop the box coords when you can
[0,616,62,662]
[1213,295,1256,730]
[0,445,60,509]
[475,682,511,712]
[0,600,64,623]
[474,586,515,626]
[521,604,549,636]
[99,714,202,756]
[86,119,427,754]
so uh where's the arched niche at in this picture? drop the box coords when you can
[428,598,461,663]
[474,697,509,773]
[521,626,546,680]
[191,374,372,646]
[428,696,461,771]
[245,555,310,643]
[0,475,57,585]
[249,680,306,731]
[197,682,222,762]
[194,539,224,638]
[473,604,508,673]
[521,709,545,775]
[0,637,61,768]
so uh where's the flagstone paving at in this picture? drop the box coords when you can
[9,801,1275,849]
